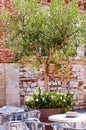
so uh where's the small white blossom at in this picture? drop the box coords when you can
[35,98,39,102]
[25,96,33,102]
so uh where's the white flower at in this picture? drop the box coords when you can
[42,97,45,101]
[25,96,34,102]
[35,98,39,102]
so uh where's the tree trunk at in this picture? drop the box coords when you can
[45,63,49,93]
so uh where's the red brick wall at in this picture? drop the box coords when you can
[0,0,14,63]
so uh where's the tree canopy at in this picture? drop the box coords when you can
[1,0,86,92]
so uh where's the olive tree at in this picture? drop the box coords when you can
[1,0,86,92]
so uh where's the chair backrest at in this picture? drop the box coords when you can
[9,109,41,130]
[9,111,28,121]
[28,110,41,119]
[9,109,41,122]
[25,118,40,130]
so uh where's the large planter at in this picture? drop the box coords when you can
[39,108,61,121]
[37,108,62,130]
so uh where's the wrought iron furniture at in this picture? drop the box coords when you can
[9,109,41,130]
[25,118,56,130]
[0,105,26,130]
[49,113,86,130]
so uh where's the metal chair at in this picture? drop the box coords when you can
[25,119,86,130]
[9,111,27,130]
[25,118,58,130]
[27,110,41,119]
[9,109,41,130]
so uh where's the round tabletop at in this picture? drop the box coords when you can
[48,113,86,123]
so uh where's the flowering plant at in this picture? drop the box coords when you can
[25,88,75,112]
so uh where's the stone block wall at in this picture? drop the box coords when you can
[0,59,86,110]
[19,60,86,110]
[71,60,86,110]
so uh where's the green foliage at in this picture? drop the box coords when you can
[25,88,75,112]
[1,0,86,63]
[1,0,86,92]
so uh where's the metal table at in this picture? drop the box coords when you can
[0,106,25,115]
[48,113,86,129]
